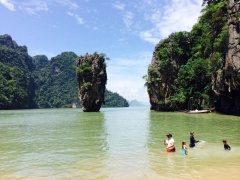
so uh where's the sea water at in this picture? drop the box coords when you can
[0,107,239,179]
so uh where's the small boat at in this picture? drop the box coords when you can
[186,109,211,114]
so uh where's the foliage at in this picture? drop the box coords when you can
[0,35,129,109]
[33,52,79,108]
[32,55,49,70]
[172,58,212,109]
[157,31,192,70]
[0,62,30,109]
[33,52,128,108]
[76,62,92,77]
[145,0,228,111]
[0,35,35,109]
[103,90,129,107]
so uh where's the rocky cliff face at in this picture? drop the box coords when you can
[212,0,240,115]
[147,32,191,111]
[148,43,169,111]
[76,53,107,112]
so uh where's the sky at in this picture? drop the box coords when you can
[0,0,203,103]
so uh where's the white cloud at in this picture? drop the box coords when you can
[139,30,160,44]
[75,15,84,24]
[158,0,202,36]
[139,0,202,44]
[112,2,134,30]
[15,0,78,15]
[18,0,49,14]
[106,51,152,102]
[0,0,15,11]
[67,12,84,24]
[56,0,79,10]
[107,77,149,102]
[113,1,125,11]
[111,0,202,44]
[123,11,134,29]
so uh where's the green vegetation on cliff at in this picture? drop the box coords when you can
[0,35,35,109]
[103,90,129,107]
[76,53,107,112]
[0,35,129,109]
[146,0,228,111]
[33,52,79,108]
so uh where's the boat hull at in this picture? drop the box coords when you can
[187,110,211,114]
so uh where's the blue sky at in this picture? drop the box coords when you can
[0,0,203,103]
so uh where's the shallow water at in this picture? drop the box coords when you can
[0,107,239,179]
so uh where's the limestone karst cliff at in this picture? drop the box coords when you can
[0,34,35,109]
[147,32,192,111]
[212,0,240,115]
[76,53,107,112]
[147,0,240,115]
[0,34,127,109]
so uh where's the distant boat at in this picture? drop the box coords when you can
[186,109,211,114]
[186,97,212,114]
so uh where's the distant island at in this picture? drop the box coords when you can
[0,34,129,109]
[129,100,148,107]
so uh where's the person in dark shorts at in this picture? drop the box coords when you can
[222,140,231,150]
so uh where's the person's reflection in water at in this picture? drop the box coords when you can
[166,153,174,171]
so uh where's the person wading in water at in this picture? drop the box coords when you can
[189,131,201,148]
[164,133,176,152]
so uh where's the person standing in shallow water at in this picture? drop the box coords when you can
[164,133,176,152]
[182,141,188,155]
[222,140,231,150]
[189,131,201,148]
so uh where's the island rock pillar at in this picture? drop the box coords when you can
[76,53,107,112]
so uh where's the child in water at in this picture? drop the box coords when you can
[189,131,201,148]
[182,141,188,155]
[222,140,231,150]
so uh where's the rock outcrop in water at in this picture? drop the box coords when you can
[76,53,107,112]
[146,1,240,115]
[212,0,240,115]
[147,42,171,111]
[147,32,192,111]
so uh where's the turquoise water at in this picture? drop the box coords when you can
[0,107,240,179]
